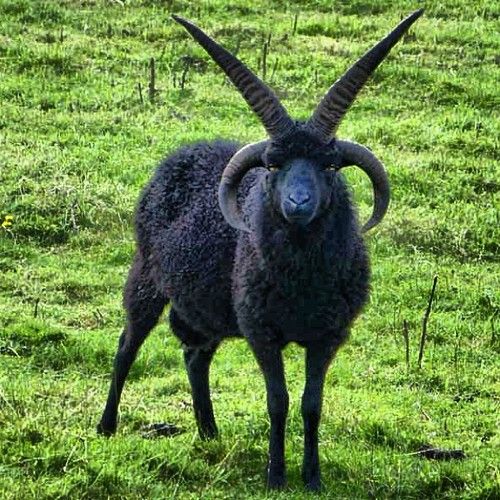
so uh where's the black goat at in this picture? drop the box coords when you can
[97,10,424,491]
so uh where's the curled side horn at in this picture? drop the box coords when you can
[307,9,424,141]
[335,140,390,232]
[218,141,268,232]
[172,15,295,139]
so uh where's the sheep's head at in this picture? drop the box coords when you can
[173,9,424,233]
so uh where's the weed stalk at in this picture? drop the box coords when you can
[418,275,438,369]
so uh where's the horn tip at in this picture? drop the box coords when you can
[409,8,425,21]
[171,14,190,27]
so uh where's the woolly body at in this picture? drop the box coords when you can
[133,138,369,348]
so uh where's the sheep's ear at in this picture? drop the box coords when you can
[172,15,295,139]
[307,9,424,141]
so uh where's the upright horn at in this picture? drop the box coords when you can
[172,15,295,139]
[307,9,424,141]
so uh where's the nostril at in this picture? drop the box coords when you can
[289,193,311,206]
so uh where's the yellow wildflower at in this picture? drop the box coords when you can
[1,215,13,229]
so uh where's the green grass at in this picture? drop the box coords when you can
[0,0,499,498]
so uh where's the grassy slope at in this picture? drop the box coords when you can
[0,0,498,498]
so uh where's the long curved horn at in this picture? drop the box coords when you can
[335,140,390,232]
[218,141,268,232]
[172,15,294,139]
[307,9,424,141]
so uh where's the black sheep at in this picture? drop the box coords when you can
[98,10,424,491]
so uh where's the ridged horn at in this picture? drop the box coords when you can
[172,15,294,139]
[218,141,268,232]
[336,140,390,232]
[307,9,424,141]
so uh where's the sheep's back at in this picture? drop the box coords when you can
[135,140,242,273]
[130,140,251,337]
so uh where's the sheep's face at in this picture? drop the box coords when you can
[264,134,340,227]
[274,160,332,226]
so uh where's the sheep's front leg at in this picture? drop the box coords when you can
[250,341,289,489]
[301,339,339,491]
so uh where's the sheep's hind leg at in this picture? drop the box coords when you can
[170,309,219,439]
[301,338,341,491]
[250,340,289,490]
[183,344,219,439]
[97,255,167,436]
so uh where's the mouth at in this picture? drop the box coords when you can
[282,204,314,225]
[283,212,314,227]
[280,198,317,227]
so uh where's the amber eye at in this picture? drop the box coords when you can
[268,165,280,172]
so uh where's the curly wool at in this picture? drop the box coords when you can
[130,139,370,348]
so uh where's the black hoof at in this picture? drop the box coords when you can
[141,422,183,439]
[267,475,287,490]
[199,424,218,441]
[304,474,321,492]
[96,421,116,437]
[267,465,287,490]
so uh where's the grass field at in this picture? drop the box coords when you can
[0,0,499,498]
